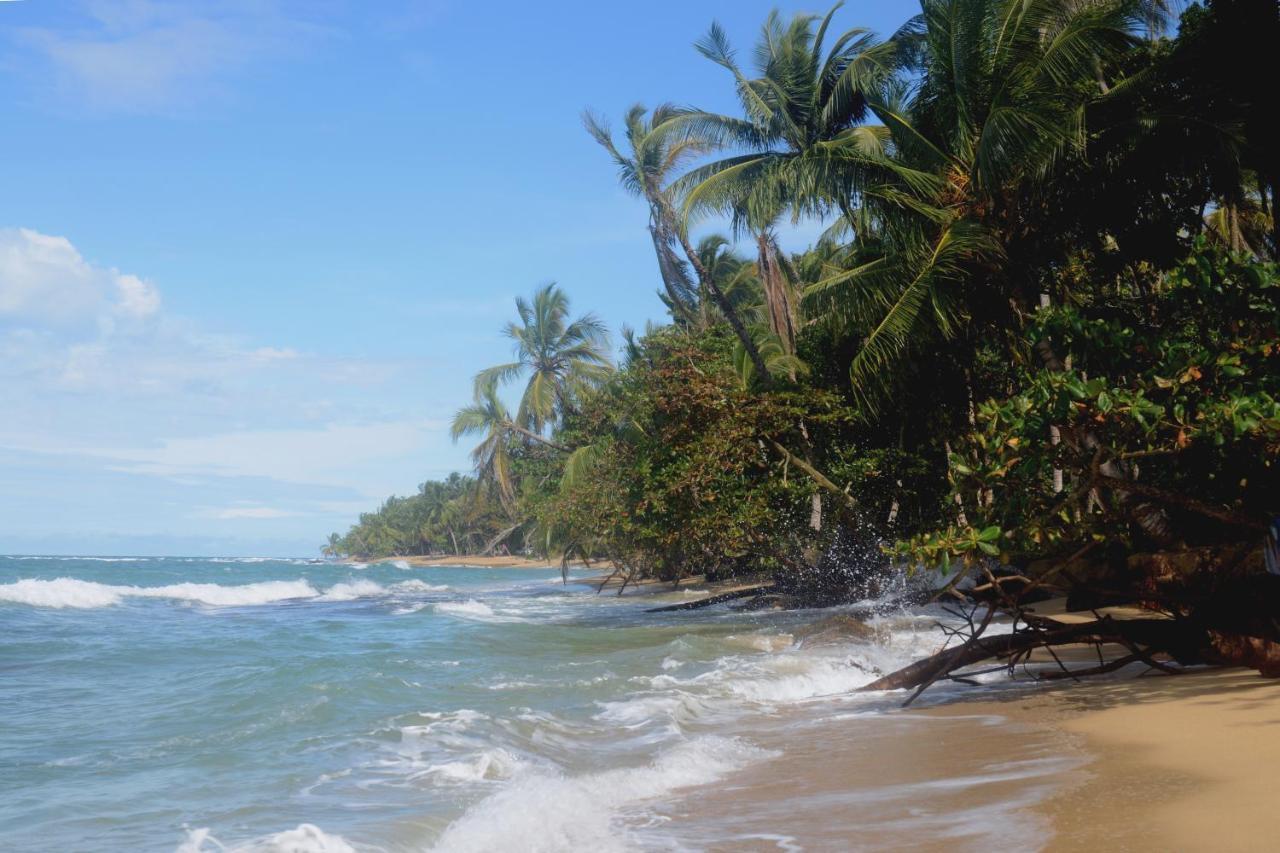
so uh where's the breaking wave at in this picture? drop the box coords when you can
[0,577,448,610]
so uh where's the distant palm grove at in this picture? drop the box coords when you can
[329,0,1279,668]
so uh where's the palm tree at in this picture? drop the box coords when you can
[674,4,903,356]
[692,234,759,328]
[584,105,773,380]
[801,0,1145,400]
[582,104,706,320]
[450,384,521,508]
[474,283,611,434]
[1205,192,1276,260]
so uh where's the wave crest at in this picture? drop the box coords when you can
[0,577,449,610]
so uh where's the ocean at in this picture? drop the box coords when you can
[0,555,1077,852]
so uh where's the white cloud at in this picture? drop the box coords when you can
[0,225,473,538]
[14,1,327,113]
[0,227,352,400]
[0,227,158,328]
[100,421,439,486]
[113,273,161,319]
[0,419,445,493]
[249,346,300,362]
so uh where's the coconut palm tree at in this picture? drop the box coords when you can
[801,0,1146,400]
[582,104,706,320]
[1205,192,1276,260]
[450,384,520,508]
[473,283,611,434]
[584,105,773,381]
[692,234,759,328]
[674,4,902,356]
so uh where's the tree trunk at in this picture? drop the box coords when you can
[666,208,772,385]
[648,216,697,324]
[770,440,862,528]
[504,421,571,452]
[756,230,798,357]
[1039,295,1065,495]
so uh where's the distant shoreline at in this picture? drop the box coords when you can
[341,554,612,570]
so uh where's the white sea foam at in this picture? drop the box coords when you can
[412,748,521,785]
[0,578,127,608]
[393,580,448,593]
[597,612,959,729]
[391,560,411,570]
[316,579,387,602]
[429,736,772,852]
[0,573,317,607]
[433,599,502,620]
[5,555,148,563]
[399,709,488,740]
[0,578,318,609]
[0,576,448,609]
[177,823,355,853]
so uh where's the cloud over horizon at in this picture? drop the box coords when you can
[0,224,470,553]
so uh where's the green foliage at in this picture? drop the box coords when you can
[327,474,517,559]
[894,243,1280,569]
[336,1,1280,602]
[535,327,860,578]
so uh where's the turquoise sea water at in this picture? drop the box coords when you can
[0,556,1074,852]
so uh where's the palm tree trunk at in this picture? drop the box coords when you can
[1039,294,1065,495]
[648,218,697,323]
[647,187,770,377]
[504,421,571,453]
[756,231,798,357]
[666,214,772,385]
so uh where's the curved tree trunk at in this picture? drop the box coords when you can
[648,215,698,324]
[661,204,772,385]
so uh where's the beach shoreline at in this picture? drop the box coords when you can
[342,554,606,570]
[928,667,1280,851]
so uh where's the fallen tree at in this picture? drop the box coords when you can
[862,564,1280,705]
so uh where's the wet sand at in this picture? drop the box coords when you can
[659,665,1280,851]
[939,667,1280,851]
[650,706,1079,851]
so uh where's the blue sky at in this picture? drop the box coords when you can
[0,0,919,556]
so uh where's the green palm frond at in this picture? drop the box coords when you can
[845,220,996,404]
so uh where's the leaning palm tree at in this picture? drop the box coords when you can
[475,283,611,435]
[584,105,772,380]
[582,104,706,320]
[674,4,903,357]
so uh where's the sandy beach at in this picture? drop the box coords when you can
[941,667,1280,852]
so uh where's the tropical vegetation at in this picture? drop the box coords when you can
[329,0,1280,680]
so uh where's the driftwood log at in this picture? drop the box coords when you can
[645,585,774,613]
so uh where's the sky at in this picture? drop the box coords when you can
[0,0,920,556]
